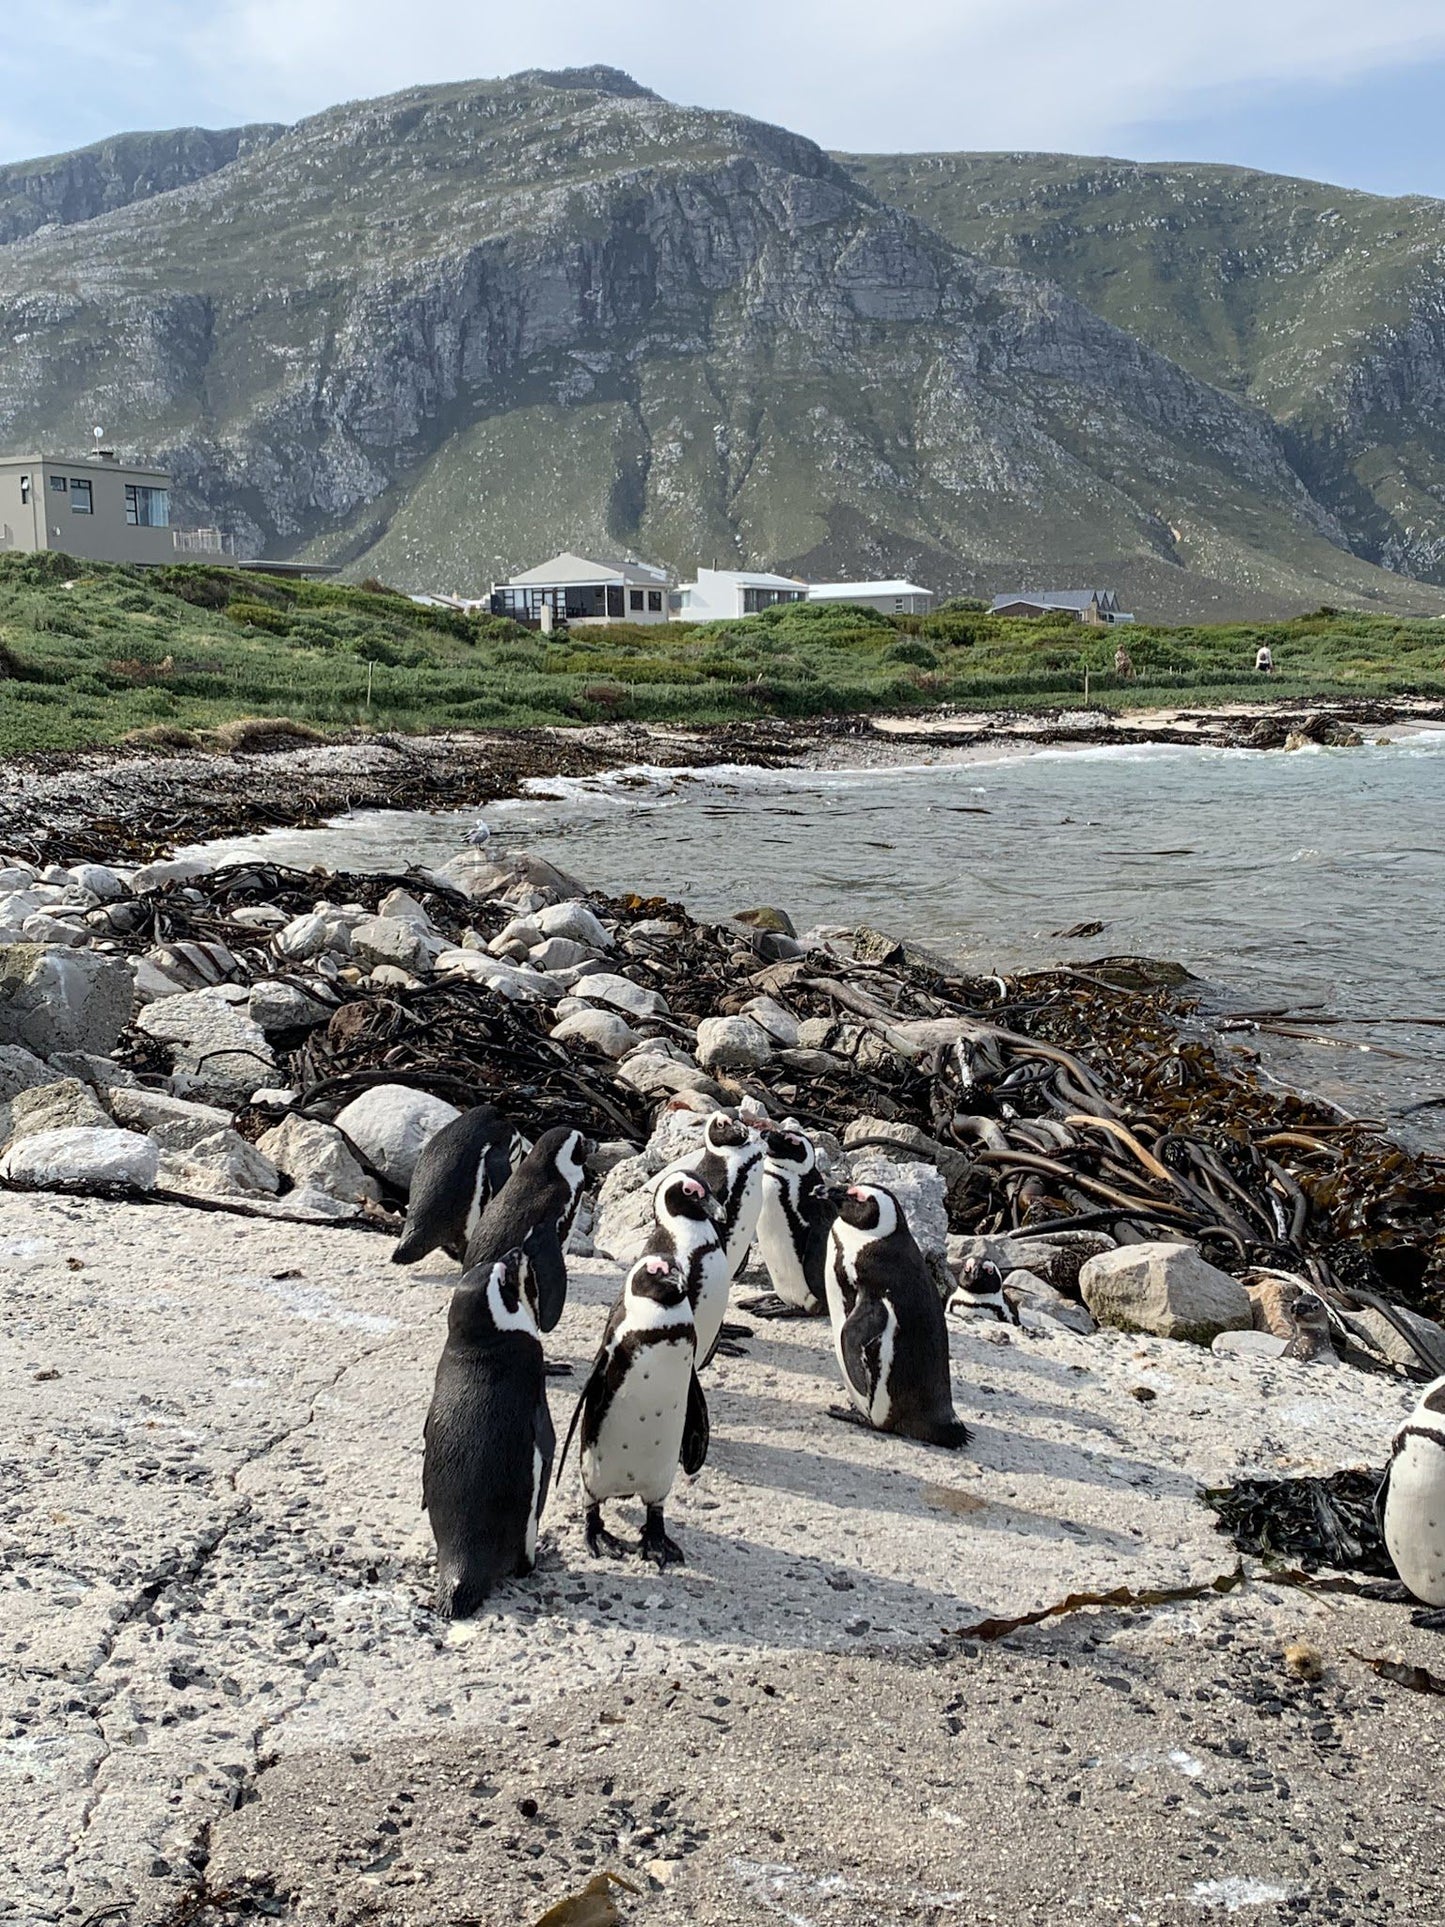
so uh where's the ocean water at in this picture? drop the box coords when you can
[193,735,1445,1147]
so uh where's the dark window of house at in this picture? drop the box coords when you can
[629,588,644,611]
[125,484,170,527]
[50,474,67,493]
[70,478,93,514]
[606,585,624,617]
[648,590,662,612]
[18,474,29,504]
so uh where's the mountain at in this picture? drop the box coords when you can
[843,151,1445,585]
[0,70,1441,620]
[0,123,285,247]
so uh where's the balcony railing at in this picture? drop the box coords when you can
[172,527,239,556]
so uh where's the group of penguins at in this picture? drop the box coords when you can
[390,1105,969,1618]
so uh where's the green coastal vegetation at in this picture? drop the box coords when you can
[1,550,1443,755]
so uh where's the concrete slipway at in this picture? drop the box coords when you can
[1,1195,1442,1927]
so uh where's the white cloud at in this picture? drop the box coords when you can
[5,0,1445,159]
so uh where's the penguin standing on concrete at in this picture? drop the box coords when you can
[825,1183,971,1449]
[462,1125,590,1333]
[562,1254,696,1568]
[742,1125,835,1319]
[646,1172,727,1473]
[1377,1375,1445,1611]
[661,1112,766,1302]
[422,1249,554,1617]
[392,1104,528,1266]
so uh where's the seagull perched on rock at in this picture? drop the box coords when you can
[463,818,492,846]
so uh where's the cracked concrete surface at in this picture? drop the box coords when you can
[1,1193,1440,1926]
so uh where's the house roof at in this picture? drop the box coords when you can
[807,580,933,600]
[500,550,670,588]
[991,589,1116,612]
[688,567,806,590]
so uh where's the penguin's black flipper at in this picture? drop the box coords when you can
[526,1221,569,1334]
[838,1296,888,1414]
[534,1391,557,1527]
[1374,1459,1393,1540]
[680,1370,711,1475]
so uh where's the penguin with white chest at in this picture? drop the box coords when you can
[1377,1374,1445,1613]
[660,1113,765,1306]
[563,1254,696,1567]
[646,1172,727,1473]
[742,1126,835,1319]
[422,1248,555,1618]
[462,1125,589,1333]
[825,1183,971,1449]
[392,1104,527,1266]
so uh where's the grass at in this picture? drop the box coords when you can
[1,553,1443,756]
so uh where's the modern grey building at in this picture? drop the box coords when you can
[0,451,174,565]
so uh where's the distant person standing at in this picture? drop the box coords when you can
[1255,643,1274,674]
[1114,644,1135,679]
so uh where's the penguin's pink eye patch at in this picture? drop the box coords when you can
[847,1186,869,1201]
[681,1177,707,1198]
[645,1256,672,1274]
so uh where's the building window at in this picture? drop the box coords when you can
[629,588,644,611]
[648,590,662,612]
[125,484,169,527]
[70,478,92,514]
[18,475,29,504]
[50,474,67,493]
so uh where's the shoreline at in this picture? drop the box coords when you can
[6,693,1443,865]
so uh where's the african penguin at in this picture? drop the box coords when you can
[421,1248,555,1618]
[659,1112,765,1295]
[647,1172,728,1474]
[743,1125,835,1319]
[825,1183,971,1450]
[1378,1374,1445,1608]
[946,1254,1017,1325]
[392,1104,528,1266]
[462,1125,590,1333]
[562,1254,696,1568]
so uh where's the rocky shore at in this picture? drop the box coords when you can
[3,818,1445,1926]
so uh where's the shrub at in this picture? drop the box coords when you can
[226,599,291,634]
[122,724,199,749]
[210,716,324,753]
[884,639,939,668]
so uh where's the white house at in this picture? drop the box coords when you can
[490,551,671,626]
[672,567,808,622]
[806,579,936,617]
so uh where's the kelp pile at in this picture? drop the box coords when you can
[99,855,1445,1356]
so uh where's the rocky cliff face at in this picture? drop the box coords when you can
[0,124,285,247]
[0,73,1438,615]
[845,150,1445,586]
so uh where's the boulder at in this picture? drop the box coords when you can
[230,905,288,931]
[487,917,542,956]
[47,1051,136,1092]
[1078,1243,1253,1344]
[183,1129,283,1195]
[257,1114,382,1205]
[1002,1269,1097,1335]
[0,946,133,1058]
[695,1015,774,1073]
[110,1086,234,1152]
[776,1048,850,1079]
[732,906,797,936]
[0,1045,63,1104]
[1348,1304,1445,1373]
[376,888,436,929]
[795,1017,835,1049]
[741,996,801,1048]
[132,956,191,1004]
[2,1078,111,1146]
[570,972,670,1020]
[274,908,354,961]
[1212,1330,1290,1361]
[248,980,333,1034]
[0,1126,159,1190]
[67,863,128,902]
[842,1116,970,1190]
[433,951,564,1001]
[368,965,422,992]
[533,900,613,950]
[433,848,587,904]
[135,989,276,1105]
[130,857,212,894]
[529,936,601,973]
[614,1052,725,1100]
[592,1155,662,1265]
[21,912,90,947]
[350,915,445,974]
[549,1007,639,1058]
[332,1084,461,1188]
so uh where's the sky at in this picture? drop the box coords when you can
[5,0,1445,199]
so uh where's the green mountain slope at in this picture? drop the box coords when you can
[844,151,1445,582]
[0,72,1440,620]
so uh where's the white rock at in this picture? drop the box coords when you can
[368,965,422,991]
[132,956,191,1004]
[550,1007,639,1058]
[695,1015,774,1073]
[184,1129,282,1195]
[248,980,332,1033]
[257,1114,382,1204]
[488,917,543,956]
[0,946,134,1057]
[110,1087,234,1151]
[67,863,128,902]
[350,915,445,974]
[1212,1329,1290,1361]
[529,936,600,973]
[534,900,613,950]
[1079,1243,1253,1344]
[629,918,683,939]
[21,912,90,947]
[1348,1304,1445,1371]
[741,996,801,1048]
[570,972,669,1019]
[376,889,436,930]
[332,1084,461,1188]
[1,1078,111,1145]
[615,1052,723,1099]
[130,857,213,894]
[135,989,276,1105]
[433,950,565,1001]
[1003,1269,1097,1335]
[274,908,354,961]
[0,865,37,891]
[230,905,289,930]
[0,1126,159,1190]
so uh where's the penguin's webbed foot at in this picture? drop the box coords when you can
[1411,1607,1445,1633]
[584,1505,628,1560]
[713,1338,750,1358]
[718,1319,753,1341]
[736,1293,814,1320]
[543,1359,574,1378]
[640,1505,685,1569]
[825,1403,874,1432]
